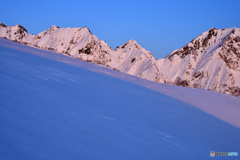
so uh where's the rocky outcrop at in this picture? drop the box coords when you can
[158,27,240,97]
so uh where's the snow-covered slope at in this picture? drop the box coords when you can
[158,27,240,96]
[0,23,163,83]
[1,23,239,96]
[1,38,240,160]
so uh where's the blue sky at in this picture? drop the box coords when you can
[1,0,240,59]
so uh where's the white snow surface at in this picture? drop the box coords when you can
[0,38,240,160]
[0,24,164,83]
[1,23,239,97]
[158,27,240,96]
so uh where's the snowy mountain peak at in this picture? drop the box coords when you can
[0,23,34,44]
[50,25,59,29]
[0,23,239,96]
[115,39,155,60]
[82,26,93,35]
[166,27,237,61]
[48,25,59,33]
[126,39,138,45]
[158,27,240,96]
[15,24,28,33]
[0,22,7,27]
[119,39,143,50]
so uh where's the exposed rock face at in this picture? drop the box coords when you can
[0,23,35,44]
[157,27,240,97]
[0,23,7,27]
[0,23,239,96]
[76,36,111,65]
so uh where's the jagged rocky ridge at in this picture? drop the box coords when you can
[157,27,240,96]
[0,23,239,96]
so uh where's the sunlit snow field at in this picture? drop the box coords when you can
[0,38,239,160]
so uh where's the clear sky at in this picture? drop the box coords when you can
[1,0,240,59]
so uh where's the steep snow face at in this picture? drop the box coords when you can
[108,40,164,82]
[34,26,112,65]
[157,27,240,96]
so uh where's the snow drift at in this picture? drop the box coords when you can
[1,38,240,160]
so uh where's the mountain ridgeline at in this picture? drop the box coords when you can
[0,23,239,97]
